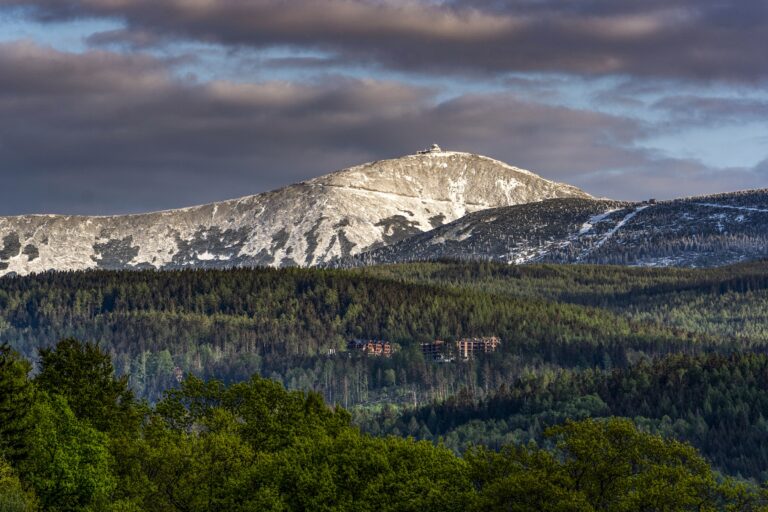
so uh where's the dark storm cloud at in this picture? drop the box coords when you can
[1,0,767,82]
[0,42,433,214]
[0,42,763,215]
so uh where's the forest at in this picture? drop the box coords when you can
[3,261,768,498]
[4,262,765,405]
[1,339,767,511]
[360,353,768,480]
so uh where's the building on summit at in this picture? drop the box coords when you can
[417,144,442,154]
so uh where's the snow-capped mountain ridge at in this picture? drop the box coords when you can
[334,190,768,269]
[0,150,590,276]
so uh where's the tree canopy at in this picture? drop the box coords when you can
[0,338,766,511]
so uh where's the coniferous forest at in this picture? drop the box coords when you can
[4,261,768,509]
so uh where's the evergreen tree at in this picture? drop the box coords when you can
[0,344,34,465]
[35,338,138,434]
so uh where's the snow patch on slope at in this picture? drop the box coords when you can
[579,209,620,235]
[0,151,591,276]
[695,203,768,213]
[593,206,650,249]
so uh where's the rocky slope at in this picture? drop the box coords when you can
[0,150,590,276]
[334,190,768,268]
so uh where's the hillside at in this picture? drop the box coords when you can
[4,261,768,404]
[338,190,768,268]
[5,261,768,480]
[362,352,768,480]
[0,150,588,276]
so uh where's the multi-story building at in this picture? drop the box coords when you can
[420,340,447,360]
[347,339,393,357]
[455,337,501,359]
[421,337,501,361]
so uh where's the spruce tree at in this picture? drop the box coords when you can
[0,343,34,465]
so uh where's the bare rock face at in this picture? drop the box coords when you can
[0,151,590,276]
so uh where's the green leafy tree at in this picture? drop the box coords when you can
[20,394,116,512]
[0,457,36,512]
[137,409,259,512]
[157,375,351,452]
[467,443,593,511]
[468,418,743,512]
[547,418,719,511]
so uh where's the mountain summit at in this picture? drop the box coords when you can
[0,150,590,276]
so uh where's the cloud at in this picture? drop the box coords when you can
[754,158,768,176]
[0,42,764,216]
[2,0,768,82]
[85,28,169,50]
[577,157,767,201]
[652,95,768,125]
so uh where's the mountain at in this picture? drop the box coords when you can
[0,149,589,276]
[335,190,768,268]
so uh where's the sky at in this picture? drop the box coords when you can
[0,0,767,215]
